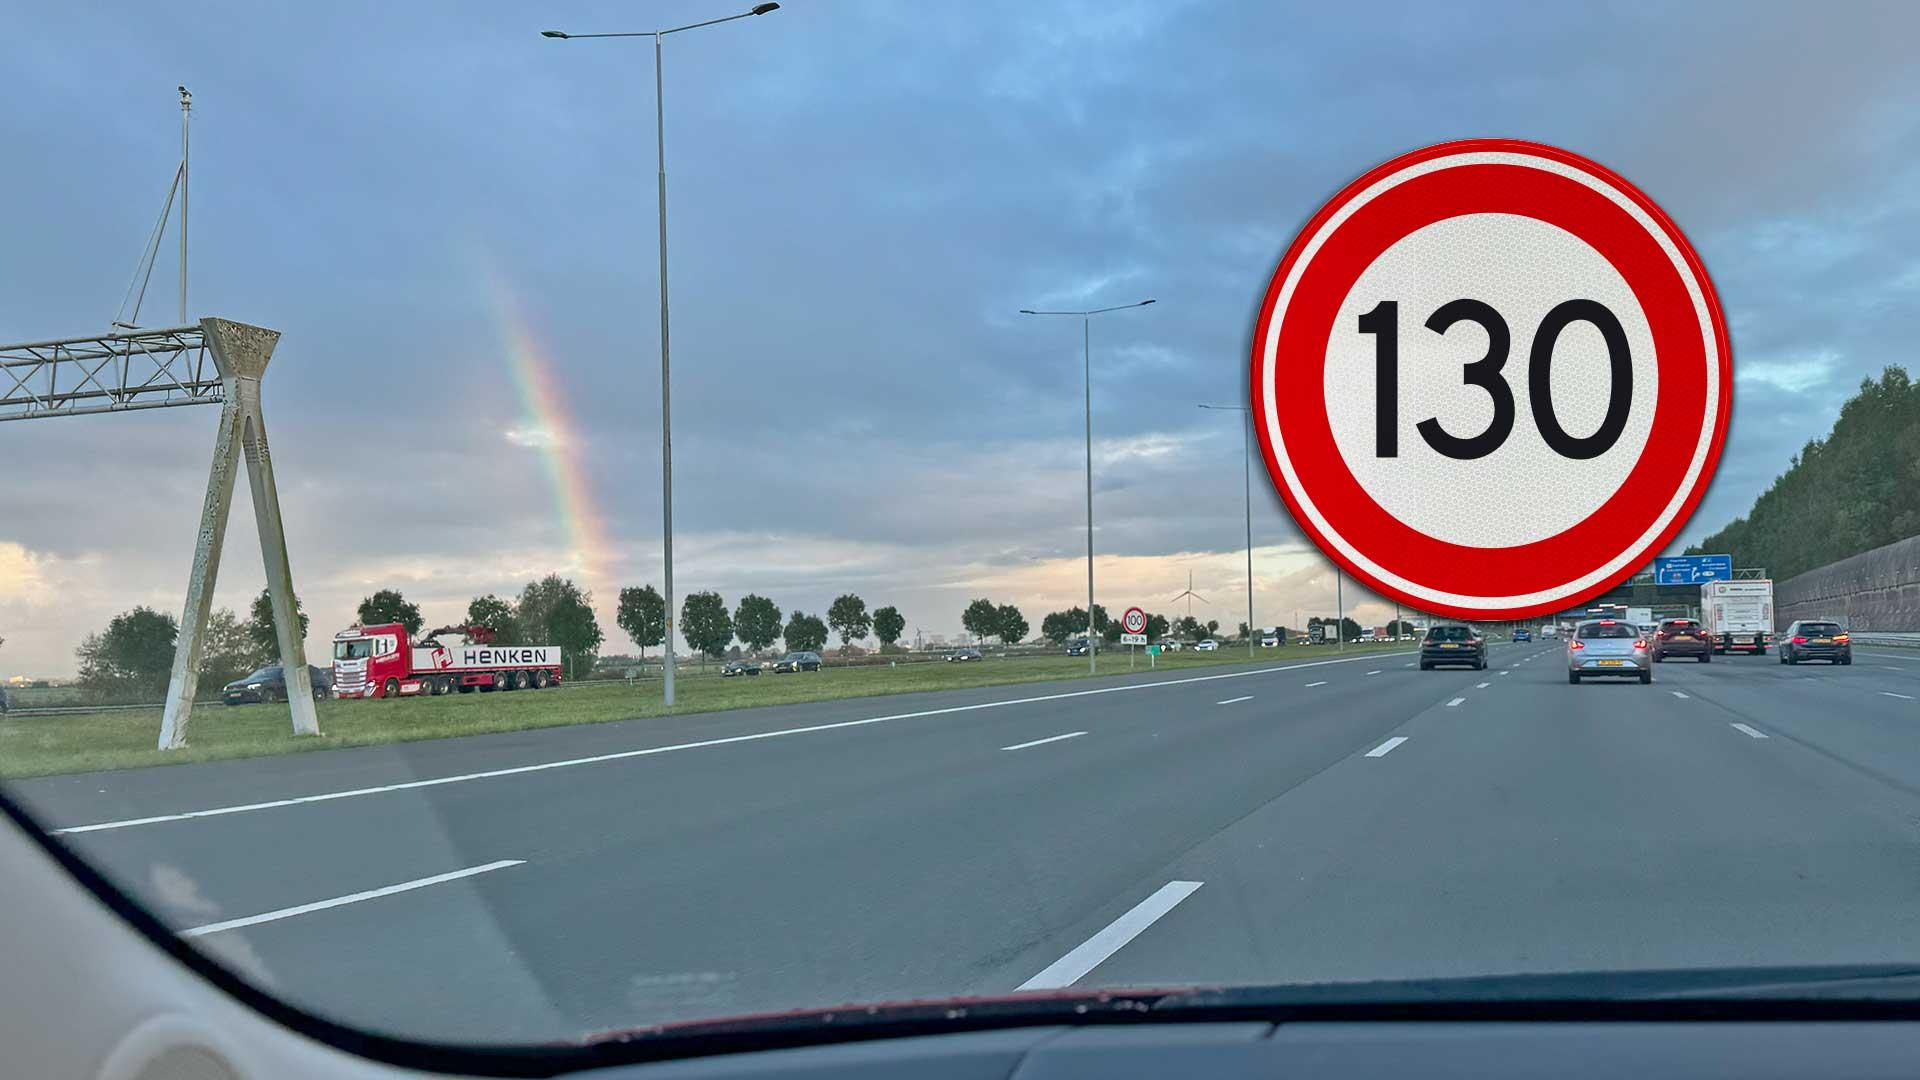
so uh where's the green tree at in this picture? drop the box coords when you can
[680,591,733,665]
[961,598,999,646]
[783,610,829,652]
[1144,613,1171,642]
[466,594,520,644]
[1207,619,1220,635]
[826,593,872,649]
[872,605,906,648]
[733,594,783,652]
[616,585,666,658]
[995,603,1028,645]
[195,608,257,696]
[1041,610,1081,645]
[518,575,602,678]
[1340,617,1364,642]
[76,606,177,698]
[246,588,310,666]
[357,588,423,636]
[1237,621,1251,639]
[1385,619,1417,637]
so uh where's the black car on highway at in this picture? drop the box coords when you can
[945,647,984,662]
[721,659,762,677]
[1065,638,1096,656]
[1419,624,1486,670]
[221,664,332,705]
[1650,617,1711,662]
[771,651,822,673]
[1779,620,1852,665]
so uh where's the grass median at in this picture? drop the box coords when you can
[0,642,1414,779]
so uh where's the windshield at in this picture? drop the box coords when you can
[7,0,1920,1063]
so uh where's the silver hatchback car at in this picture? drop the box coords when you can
[1567,619,1652,684]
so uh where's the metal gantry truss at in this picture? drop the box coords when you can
[0,324,221,422]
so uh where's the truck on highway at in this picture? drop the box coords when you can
[331,622,564,699]
[1700,580,1773,655]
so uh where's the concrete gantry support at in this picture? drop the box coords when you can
[158,318,317,749]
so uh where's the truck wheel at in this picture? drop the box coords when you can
[383,678,400,698]
[533,669,551,689]
[513,670,530,690]
[494,672,511,692]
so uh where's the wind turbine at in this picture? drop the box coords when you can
[1171,570,1208,623]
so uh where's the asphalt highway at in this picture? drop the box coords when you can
[15,642,1920,1043]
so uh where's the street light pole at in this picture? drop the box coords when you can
[1198,403,1256,658]
[1020,299,1156,675]
[542,3,780,707]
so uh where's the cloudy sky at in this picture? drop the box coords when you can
[3,1,1917,677]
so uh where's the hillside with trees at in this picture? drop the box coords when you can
[1688,366,1920,581]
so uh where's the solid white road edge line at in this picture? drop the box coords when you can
[57,650,1417,835]
[1216,696,1253,705]
[1730,723,1770,739]
[1366,737,1408,758]
[179,860,523,938]
[1016,881,1203,991]
[1001,731,1088,751]
[1881,692,1915,701]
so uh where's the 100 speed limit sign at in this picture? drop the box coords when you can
[1252,139,1731,621]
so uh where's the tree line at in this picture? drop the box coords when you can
[1688,365,1920,582]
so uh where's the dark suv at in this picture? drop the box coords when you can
[1420,624,1486,670]
[222,664,333,705]
[1650,618,1711,663]
[1779,620,1851,665]
[771,651,822,673]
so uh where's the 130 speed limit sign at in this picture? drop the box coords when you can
[1251,139,1730,621]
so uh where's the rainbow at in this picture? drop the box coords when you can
[487,278,620,607]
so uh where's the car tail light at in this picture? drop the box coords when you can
[1599,619,1616,626]
[1835,634,1850,643]
[1791,635,1808,644]
[1569,641,1585,650]
[1633,639,1648,650]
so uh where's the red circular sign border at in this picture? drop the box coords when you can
[1248,138,1733,621]
[1121,607,1148,635]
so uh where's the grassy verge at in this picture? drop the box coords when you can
[0,642,1410,779]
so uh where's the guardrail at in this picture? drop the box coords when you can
[1848,632,1920,648]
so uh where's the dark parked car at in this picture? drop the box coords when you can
[945,647,984,662]
[1419,624,1486,670]
[1650,618,1711,663]
[222,664,332,705]
[721,659,762,677]
[1779,620,1852,665]
[771,651,823,673]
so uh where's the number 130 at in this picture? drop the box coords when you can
[1359,298,1632,461]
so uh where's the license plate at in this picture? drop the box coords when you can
[1439,643,1457,649]
[1813,638,1832,644]
[1597,659,1625,667]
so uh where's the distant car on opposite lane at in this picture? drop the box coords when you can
[222,664,332,705]
[1567,619,1652,684]
[1194,639,1219,651]
[944,648,983,663]
[1513,628,1531,643]
[1065,639,1096,656]
[771,652,822,673]
[1420,625,1486,670]
[1779,620,1852,665]
[1650,618,1711,663]
[1260,633,1280,648]
[721,659,762,677]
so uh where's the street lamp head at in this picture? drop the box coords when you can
[1018,309,1038,315]
[750,2,780,13]
[1138,299,1156,306]
[540,29,569,38]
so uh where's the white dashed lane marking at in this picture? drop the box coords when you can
[1730,723,1770,739]
[1366,737,1408,758]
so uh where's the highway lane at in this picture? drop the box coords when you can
[13,641,1920,1043]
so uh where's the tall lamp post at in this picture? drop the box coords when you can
[1019,299,1156,674]
[542,2,780,706]
[1199,404,1256,658]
